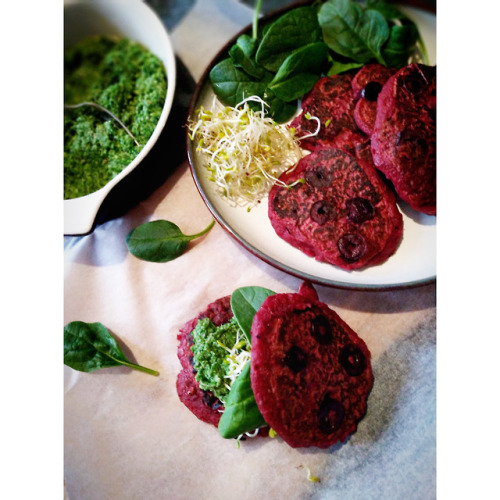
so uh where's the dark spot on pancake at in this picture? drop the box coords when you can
[272,190,300,219]
[322,78,338,93]
[318,396,345,434]
[338,233,366,262]
[403,69,428,94]
[310,200,335,225]
[305,167,332,188]
[311,314,333,345]
[284,345,307,373]
[361,81,382,101]
[346,197,375,223]
[339,344,367,376]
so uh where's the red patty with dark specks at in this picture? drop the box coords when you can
[371,63,436,215]
[250,281,373,449]
[176,296,232,427]
[268,146,403,270]
[351,64,396,136]
[290,74,365,152]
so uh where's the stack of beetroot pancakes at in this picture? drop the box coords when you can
[269,62,436,271]
[177,281,373,448]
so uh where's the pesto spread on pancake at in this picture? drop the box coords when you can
[64,35,167,199]
[191,317,249,403]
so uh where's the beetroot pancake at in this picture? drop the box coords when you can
[351,64,396,136]
[176,296,232,427]
[371,63,436,215]
[289,74,365,152]
[250,281,373,449]
[268,145,403,270]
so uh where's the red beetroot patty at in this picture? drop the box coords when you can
[351,64,396,136]
[290,74,365,152]
[250,281,373,449]
[268,145,403,270]
[176,296,232,427]
[371,63,436,215]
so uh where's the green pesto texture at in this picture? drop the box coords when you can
[64,36,167,199]
[190,317,241,403]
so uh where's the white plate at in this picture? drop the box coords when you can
[187,4,436,290]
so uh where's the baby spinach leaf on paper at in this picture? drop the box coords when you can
[255,6,322,72]
[64,321,159,376]
[319,0,390,64]
[268,42,329,101]
[126,219,214,263]
[218,362,266,439]
[230,286,275,343]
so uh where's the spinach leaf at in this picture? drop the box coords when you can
[126,219,214,263]
[327,59,364,76]
[218,362,266,439]
[218,286,275,438]
[261,88,298,123]
[208,6,324,123]
[210,56,297,122]
[255,6,322,72]
[366,0,429,67]
[268,42,329,101]
[230,286,275,343]
[209,58,268,108]
[366,0,408,20]
[366,0,426,65]
[208,0,427,123]
[229,35,265,79]
[319,0,389,65]
[64,321,159,376]
[235,34,257,59]
[382,22,419,68]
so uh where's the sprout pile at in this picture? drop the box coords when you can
[189,96,312,209]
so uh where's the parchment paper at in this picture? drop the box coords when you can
[64,1,436,498]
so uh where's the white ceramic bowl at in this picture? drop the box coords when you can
[64,0,177,235]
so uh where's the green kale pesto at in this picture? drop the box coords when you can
[190,317,242,403]
[64,35,167,199]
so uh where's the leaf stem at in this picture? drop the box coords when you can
[187,219,215,240]
[252,0,263,39]
[417,34,429,65]
[117,358,160,376]
[375,52,387,66]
